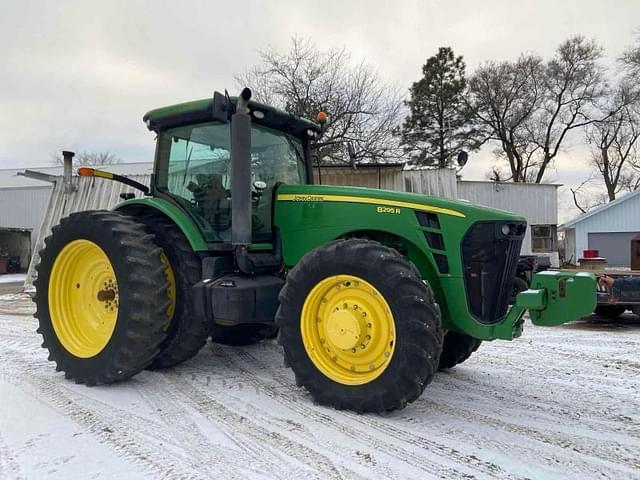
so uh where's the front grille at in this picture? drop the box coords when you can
[462,221,526,324]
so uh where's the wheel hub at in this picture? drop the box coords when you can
[326,309,362,350]
[300,274,396,385]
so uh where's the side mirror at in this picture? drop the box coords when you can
[212,91,231,122]
[457,151,469,167]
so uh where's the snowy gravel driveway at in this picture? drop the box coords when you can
[1,293,639,479]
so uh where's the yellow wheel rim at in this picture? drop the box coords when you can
[160,251,177,326]
[48,239,119,358]
[301,274,396,385]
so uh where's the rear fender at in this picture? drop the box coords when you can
[114,198,208,251]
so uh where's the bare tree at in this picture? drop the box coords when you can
[528,36,608,183]
[569,176,610,213]
[585,86,640,202]
[621,36,640,77]
[51,150,121,166]
[467,54,543,182]
[236,38,403,165]
[469,36,613,183]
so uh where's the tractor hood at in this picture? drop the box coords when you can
[276,184,525,223]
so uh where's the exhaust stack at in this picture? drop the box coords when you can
[231,88,253,246]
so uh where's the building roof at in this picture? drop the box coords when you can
[0,162,153,189]
[457,179,562,187]
[317,162,405,169]
[562,188,640,228]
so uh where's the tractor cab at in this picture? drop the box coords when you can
[143,90,320,249]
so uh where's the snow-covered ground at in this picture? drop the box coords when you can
[0,274,25,285]
[1,293,639,480]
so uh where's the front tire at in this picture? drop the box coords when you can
[438,331,482,370]
[34,211,170,385]
[276,239,443,413]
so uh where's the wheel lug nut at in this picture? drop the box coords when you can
[384,352,390,357]
[367,323,372,328]
[343,303,348,309]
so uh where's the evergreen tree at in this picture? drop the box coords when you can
[400,47,479,168]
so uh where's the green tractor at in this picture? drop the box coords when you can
[34,88,596,413]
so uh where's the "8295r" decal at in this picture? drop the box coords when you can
[376,206,401,215]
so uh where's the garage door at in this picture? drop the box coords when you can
[588,232,640,267]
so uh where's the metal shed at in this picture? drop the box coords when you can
[457,181,559,259]
[0,168,55,245]
[562,189,640,267]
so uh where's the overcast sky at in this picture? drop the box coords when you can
[1,0,638,220]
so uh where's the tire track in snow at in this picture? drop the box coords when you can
[215,345,519,480]
[164,370,362,480]
[1,349,205,479]
[136,372,309,480]
[228,342,640,480]
[415,396,640,477]
[0,431,25,480]
[184,350,399,479]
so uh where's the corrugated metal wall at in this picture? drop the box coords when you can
[25,175,150,291]
[404,169,458,198]
[313,166,405,191]
[457,182,558,255]
[0,186,53,242]
[313,166,458,198]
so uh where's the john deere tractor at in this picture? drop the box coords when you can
[34,88,596,413]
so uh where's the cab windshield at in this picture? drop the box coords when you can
[155,121,307,243]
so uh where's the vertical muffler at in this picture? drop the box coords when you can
[231,87,252,246]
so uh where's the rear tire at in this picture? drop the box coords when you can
[594,305,627,319]
[277,239,443,413]
[34,211,170,385]
[438,331,482,370]
[126,212,212,369]
[211,323,278,346]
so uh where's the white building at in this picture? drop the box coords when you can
[562,189,640,268]
[457,181,559,259]
[0,163,153,272]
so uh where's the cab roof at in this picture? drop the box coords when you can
[143,96,320,139]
